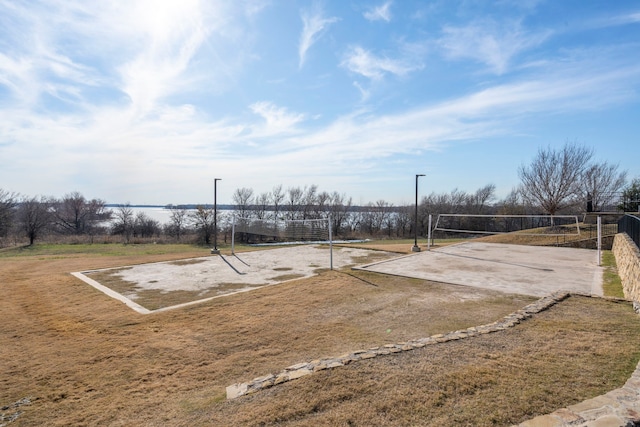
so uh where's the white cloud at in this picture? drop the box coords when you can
[0,0,260,118]
[364,1,393,22]
[251,57,640,177]
[341,46,423,81]
[0,52,36,103]
[1,56,638,203]
[115,1,213,117]
[593,11,640,28]
[1,1,639,205]
[439,20,552,75]
[298,4,339,69]
[249,101,305,135]
[353,81,371,101]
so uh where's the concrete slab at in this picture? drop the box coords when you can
[73,245,395,313]
[356,242,603,297]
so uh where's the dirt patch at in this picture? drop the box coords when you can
[167,259,208,266]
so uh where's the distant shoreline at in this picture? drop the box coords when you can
[105,204,236,210]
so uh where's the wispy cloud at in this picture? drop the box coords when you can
[249,101,305,136]
[0,1,259,117]
[115,0,214,117]
[1,53,638,202]
[591,11,640,28]
[1,1,639,204]
[364,1,393,22]
[341,46,423,81]
[439,19,552,75]
[298,4,339,69]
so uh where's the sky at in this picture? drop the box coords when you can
[1,0,639,206]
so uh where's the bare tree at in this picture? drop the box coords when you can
[112,204,134,243]
[286,186,303,220]
[328,192,352,237]
[518,142,593,215]
[51,191,111,236]
[467,184,496,214]
[190,205,215,245]
[394,205,412,237]
[0,188,19,239]
[583,162,627,212]
[314,191,331,219]
[272,185,285,221]
[18,196,52,245]
[133,212,160,238]
[421,188,470,217]
[497,188,527,215]
[255,191,271,220]
[301,185,318,219]
[372,200,392,235]
[167,206,189,241]
[233,187,254,219]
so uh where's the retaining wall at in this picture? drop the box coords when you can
[613,233,640,302]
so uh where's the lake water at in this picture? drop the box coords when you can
[109,206,235,226]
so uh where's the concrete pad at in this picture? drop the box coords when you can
[356,242,603,297]
[73,246,394,313]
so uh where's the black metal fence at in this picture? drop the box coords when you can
[583,223,619,239]
[618,214,640,249]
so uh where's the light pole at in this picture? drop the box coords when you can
[211,178,222,254]
[412,174,425,252]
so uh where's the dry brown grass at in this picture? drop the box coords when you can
[210,296,640,426]
[1,242,639,426]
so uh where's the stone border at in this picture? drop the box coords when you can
[226,290,572,399]
[226,291,640,426]
[613,232,640,302]
[227,291,640,427]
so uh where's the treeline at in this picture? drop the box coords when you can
[0,182,603,248]
[1,143,638,247]
[0,184,496,246]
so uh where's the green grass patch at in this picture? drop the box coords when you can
[602,250,625,298]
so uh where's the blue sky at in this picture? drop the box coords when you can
[1,0,639,206]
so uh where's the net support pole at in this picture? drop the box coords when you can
[597,215,602,266]
[231,214,236,255]
[328,215,333,270]
[427,214,432,251]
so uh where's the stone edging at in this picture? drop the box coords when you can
[613,232,640,302]
[226,290,573,400]
[226,291,640,426]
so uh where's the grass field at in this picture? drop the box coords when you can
[1,241,638,426]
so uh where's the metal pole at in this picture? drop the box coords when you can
[412,174,425,252]
[597,215,602,266]
[427,214,432,251]
[231,214,236,255]
[211,178,221,254]
[328,215,333,271]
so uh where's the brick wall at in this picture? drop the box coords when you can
[612,233,640,301]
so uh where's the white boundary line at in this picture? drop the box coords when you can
[71,271,151,314]
[71,269,314,315]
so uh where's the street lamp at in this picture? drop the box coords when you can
[412,174,425,252]
[211,178,222,254]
